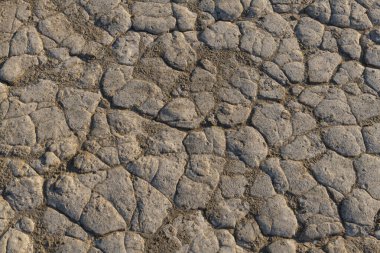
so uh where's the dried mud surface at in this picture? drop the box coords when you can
[0,0,380,252]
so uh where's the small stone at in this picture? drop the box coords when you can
[174,155,223,209]
[183,130,213,155]
[48,136,79,160]
[193,92,215,116]
[369,28,380,44]
[283,62,305,83]
[138,57,181,93]
[32,152,61,174]
[175,175,215,210]
[128,154,185,198]
[156,211,219,252]
[297,185,344,241]
[230,69,258,101]
[96,6,131,37]
[325,237,347,253]
[42,208,87,240]
[0,2,18,34]
[101,65,131,96]
[190,65,216,92]
[350,1,373,30]
[247,0,273,18]
[58,88,101,135]
[73,151,109,173]
[77,171,107,190]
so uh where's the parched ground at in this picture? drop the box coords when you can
[0,0,380,252]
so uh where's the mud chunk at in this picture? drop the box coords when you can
[158,98,200,129]
[251,102,292,147]
[200,21,240,50]
[80,193,126,236]
[4,176,43,211]
[215,0,243,21]
[311,151,355,195]
[308,51,341,83]
[227,126,268,168]
[46,175,91,221]
[132,2,176,34]
[256,194,298,238]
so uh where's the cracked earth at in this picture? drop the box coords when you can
[0,0,380,252]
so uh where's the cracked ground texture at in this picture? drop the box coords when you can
[1,0,380,252]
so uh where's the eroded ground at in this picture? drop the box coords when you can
[0,0,380,252]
